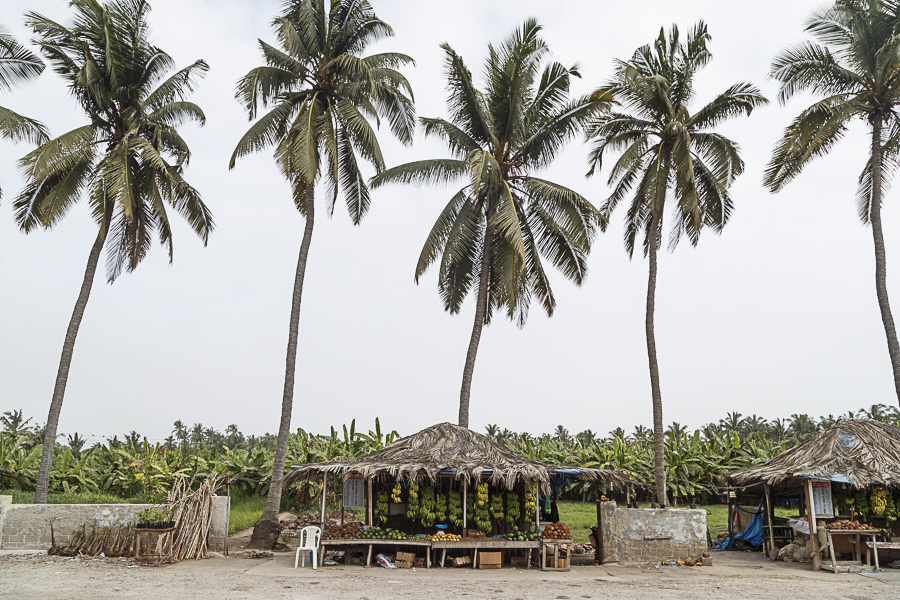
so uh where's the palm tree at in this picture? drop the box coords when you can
[0,410,34,436]
[585,23,767,505]
[372,20,610,428]
[764,1,900,408]
[229,0,414,549]
[21,0,213,504]
[0,24,48,198]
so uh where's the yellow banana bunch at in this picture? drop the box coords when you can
[391,482,402,503]
[477,482,489,506]
[524,484,537,518]
[871,488,888,516]
[375,490,389,524]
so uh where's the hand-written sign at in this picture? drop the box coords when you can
[810,480,834,516]
[343,476,365,508]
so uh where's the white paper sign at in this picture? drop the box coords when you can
[343,477,365,508]
[810,480,833,516]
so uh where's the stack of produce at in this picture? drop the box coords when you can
[324,524,362,540]
[431,532,462,541]
[541,523,571,539]
[359,527,408,540]
[506,525,539,541]
[826,519,870,530]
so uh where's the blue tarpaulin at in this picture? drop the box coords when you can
[716,504,766,551]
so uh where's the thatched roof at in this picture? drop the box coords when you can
[284,422,626,490]
[728,418,900,488]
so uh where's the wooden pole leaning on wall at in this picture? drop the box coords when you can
[804,480,821,571]
[764,482,775,557]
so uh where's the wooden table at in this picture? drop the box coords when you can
[540,539,572,572]
[133,527,176,566]
[320,539,433,568]
[865,541,900,567]
[823,529,881,572]
[431,540,540,569]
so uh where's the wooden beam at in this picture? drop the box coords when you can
[804,480,821,571]
[764,482,776,556]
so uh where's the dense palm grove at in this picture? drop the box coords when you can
[3,405,899,505]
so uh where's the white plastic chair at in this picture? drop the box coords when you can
[294,526,322,569]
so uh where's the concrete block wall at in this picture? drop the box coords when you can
[0,495,229,552]
[599,501,706,563]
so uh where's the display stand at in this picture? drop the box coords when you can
[540,539,572,571]
[133,527,176,566]
[822,529,881,573]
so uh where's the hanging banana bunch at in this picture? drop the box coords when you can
[391,482,403,503]
[448,490,463,527]
[407,481,420,518]
[855,490,870,519]
[375,490,389,525]
[505,492,521,524]
[420,486,436,527]
[436,492,448,522]
[885,492,898,525]
[524,484,538,519]
[871,488,888,516]
[477,482,489,506]
[490,493,505,521]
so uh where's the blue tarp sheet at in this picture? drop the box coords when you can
[716,504,766,551]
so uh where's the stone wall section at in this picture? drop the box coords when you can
[599,501,706,563]
[0,495,229,552]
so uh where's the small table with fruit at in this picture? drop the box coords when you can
[431,527,542,568]
[823,520,883,572]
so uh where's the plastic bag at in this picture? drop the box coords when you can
[375,553,396,569]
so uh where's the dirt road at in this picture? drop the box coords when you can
[1,551,896,599]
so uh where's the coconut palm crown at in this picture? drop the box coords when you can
[586,22,767,505]
[372,19,611,428]
[19,0,213,504]
[0,24,48,199]
[763,0,900,407]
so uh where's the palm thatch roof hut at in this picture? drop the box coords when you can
[728,418,900,489]
[284,422,626,490]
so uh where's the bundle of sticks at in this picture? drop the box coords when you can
[167,473,224,561]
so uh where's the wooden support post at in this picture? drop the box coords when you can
[462,480,467,537]
[804,480,821,571]
[764,482,775,556]
[367,478,373,527]
[319,473,328,567]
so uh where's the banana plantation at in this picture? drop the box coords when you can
[4,405,899,505]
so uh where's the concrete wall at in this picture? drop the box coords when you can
[0,495,229,552]
[599,501,706,563]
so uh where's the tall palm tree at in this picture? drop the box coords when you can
[20,0,213,504]
[372,20,610,428]
[764,0,900,408]
[585,23,766,505]
[229,0,415,548]
[0,25,48,198]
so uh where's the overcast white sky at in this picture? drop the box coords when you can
[1,0,896,445]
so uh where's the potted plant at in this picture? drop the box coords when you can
[136,507,175,529]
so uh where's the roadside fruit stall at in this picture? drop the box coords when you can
[284,422,624,570]
[728,419,900,572]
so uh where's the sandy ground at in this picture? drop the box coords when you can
[2,550,899,600]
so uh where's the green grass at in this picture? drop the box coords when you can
[557,502,798,545]
[229,493,267,534]
[0,489,165,505]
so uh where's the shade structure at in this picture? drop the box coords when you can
[727,418,900,489]
[283,422,626,491]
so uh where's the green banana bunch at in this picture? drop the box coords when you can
[448,490,463,527]
[407,481,420,517]
[375,490,389,525]
[855,491,870,519]
[490,493,505,520]
[505,492,521,524]
[871,488,888,516]
[436,492,448,522]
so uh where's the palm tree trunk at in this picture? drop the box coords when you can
[870,119,900,408]
[248,183,315,549]
[458,221,493,429]
[33,210,110,504]
[646,211,668,507]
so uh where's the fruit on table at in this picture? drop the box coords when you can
[358,527,408,540]
[506,525,539,541]
[431,532,462,541]
[541,522,571,539]
[826,519,868,530]
[324,523,362,539]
